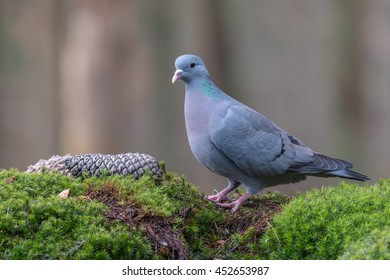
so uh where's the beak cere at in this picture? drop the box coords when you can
[172,69,183,84]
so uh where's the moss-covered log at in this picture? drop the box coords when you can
[0,168,388,260]
[0,168,288,260]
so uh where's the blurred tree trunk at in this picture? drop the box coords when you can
[0,0,60,168]
[59,0,134,153]
[356,0,390,177]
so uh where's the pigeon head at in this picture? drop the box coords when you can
[172,54,210,84]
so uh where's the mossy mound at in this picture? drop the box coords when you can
[0,168,289,260]
[340,227,390,260]
[261,179,390,259]
[2,168,388,260]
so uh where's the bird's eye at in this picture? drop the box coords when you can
[190,63,195,68]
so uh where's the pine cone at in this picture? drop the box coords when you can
[27,153,163,181]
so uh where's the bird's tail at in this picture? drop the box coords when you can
[326,169,370,182]
[288,153,370,181]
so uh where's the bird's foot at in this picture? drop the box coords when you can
[206,193,233,202]
[206,185,235,202]
[214,193,251,212]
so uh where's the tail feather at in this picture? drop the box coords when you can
[327,169,370,181]
[288,153,370,181]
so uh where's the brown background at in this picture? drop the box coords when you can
[1,0,389,195]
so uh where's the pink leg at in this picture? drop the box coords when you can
[215,192,252,212]
[206,186,234,202]
[206,180,240,202]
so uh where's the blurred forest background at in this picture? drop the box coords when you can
[1,0,389,195]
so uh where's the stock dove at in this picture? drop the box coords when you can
[172,54,369,212]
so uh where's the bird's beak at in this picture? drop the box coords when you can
[172,69,183,84]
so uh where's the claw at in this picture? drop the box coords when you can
[215,193,251,212]
[206,193,224,202]
[205,186,232,202]
[205,179,240,203]
[206,193,233,202]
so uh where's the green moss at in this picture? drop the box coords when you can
[214,191,290,260]
[0,169,153,259]
[340,227,390,260]
[8,169,387,260]
[0,168,288,259]
[82,174,180,217]
[261,179,390,259]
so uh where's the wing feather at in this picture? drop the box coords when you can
[210,105,314,177]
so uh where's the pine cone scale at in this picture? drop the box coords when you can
[26,153,163,181]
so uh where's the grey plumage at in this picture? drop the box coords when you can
[172,54,369,212]
[27,153,163,181]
